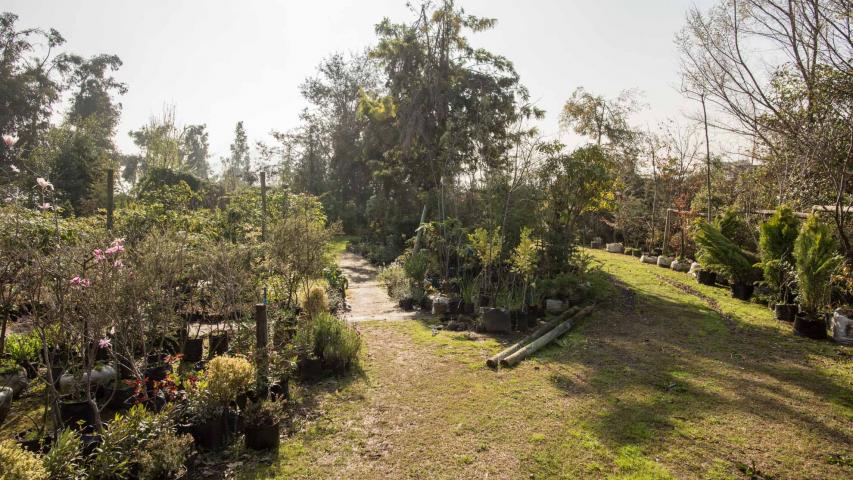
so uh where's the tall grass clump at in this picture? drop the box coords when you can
[312,312,361,373]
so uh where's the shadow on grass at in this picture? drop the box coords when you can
[538,268,852,474]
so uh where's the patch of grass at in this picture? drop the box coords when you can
[238,250,852,479]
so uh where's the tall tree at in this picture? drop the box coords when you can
[224,120,253,186]
[182,124,210,179]
[678,0,853,263]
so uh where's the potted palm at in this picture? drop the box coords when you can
[243,399,285,450]
[694,221,761,301]
[758,206,800,321]
[793,215,840,339]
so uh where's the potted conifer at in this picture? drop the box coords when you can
[758,206,800,321]
[793,215,840,339]
[694,221,761,301]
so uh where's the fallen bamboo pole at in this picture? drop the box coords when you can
[486,306,579,369]
[500,305,594,368]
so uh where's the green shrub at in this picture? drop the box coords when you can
[5,332,40,367]
[695,221,761,284]
[758,205,799,303]
[42,429,83,480]
[378,262,411,301]
[0,440,48,480]
[794,215,841,315]
[205,356,254,405]
[715,207,757,251]
[312,313,361,373]
[136,431,193,480]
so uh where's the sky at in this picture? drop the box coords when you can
[5,0,719,170]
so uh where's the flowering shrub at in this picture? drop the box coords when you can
[0,439,48,480]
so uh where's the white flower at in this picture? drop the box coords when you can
[2,134,18,147]
[36,177,53,190]
[10,165,19,173]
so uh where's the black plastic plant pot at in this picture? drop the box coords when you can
[59,399,97,431]
[191,418,227,450]
[730,282,754,301]
[244,422,281,450]
[399,298,414,311]
[270,377,290,401]
[420,296,433,311]
[144,363,171,382]
[182,338,204,363]
[297,357,325,381]
[774,304,798,322]
[793,312,827,339]
[462,302,476,315]
[208,332,229,357]
[108,385,137,410]
[448,299,461,315]
[632,250,642,258]
[696,270,716,286]
[16,431,53,454]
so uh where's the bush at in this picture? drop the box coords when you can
[0,440,49,480]
[758,205,799,303]
[42,429,83,480]
[715,207,757,251]
[695,221,760,284]
[312,313,361,373]
[378,262,411,302]
[205,356,255,405]
[302,286,329,319]
[794,215,841,315]
[5,332,40,367]
[136,431,193,480]
[243,399,286,428]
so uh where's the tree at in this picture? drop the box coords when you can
[182,124,210,179]
[560,87,639,148]
[0,12,72,169]
[223,121,253,187]
[678,0,853,263]
[540,143,615,272]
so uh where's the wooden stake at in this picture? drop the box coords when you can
[500,306,594,368]
[486,307,579,369]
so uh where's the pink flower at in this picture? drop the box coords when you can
[70,276,91,287]
[105,244,124,255]
[10,165,19,173]
[37,202,52,211]
[3,134,18,147]
[93,248,106,262]
[98,338,111,349]
[113,259,123,268]
[36,177,53,190]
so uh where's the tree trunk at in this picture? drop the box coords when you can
[500,306,593,368]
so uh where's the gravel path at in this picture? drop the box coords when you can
[339,252,425,322]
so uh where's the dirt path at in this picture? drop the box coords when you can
[339,252,424,322]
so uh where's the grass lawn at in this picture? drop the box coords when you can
[238,248,852,479]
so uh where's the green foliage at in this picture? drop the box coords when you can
[714,207,757,251]
[5,332,40,366]
[468,227,503,266]
[694,221,760,284]
[794,215,841,315]
[312,313,361,373]
[136,431,192,480]
[87,405,187,480]
[758,205,799,302]
[510,227,542,281]
[42,429,84,480]
[205,356,255,405]
[0,439,49,480]
[243,399,286,428]
[403,250,430,283]
[378,262,411,302]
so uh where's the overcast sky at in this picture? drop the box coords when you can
[5,0,718,170]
